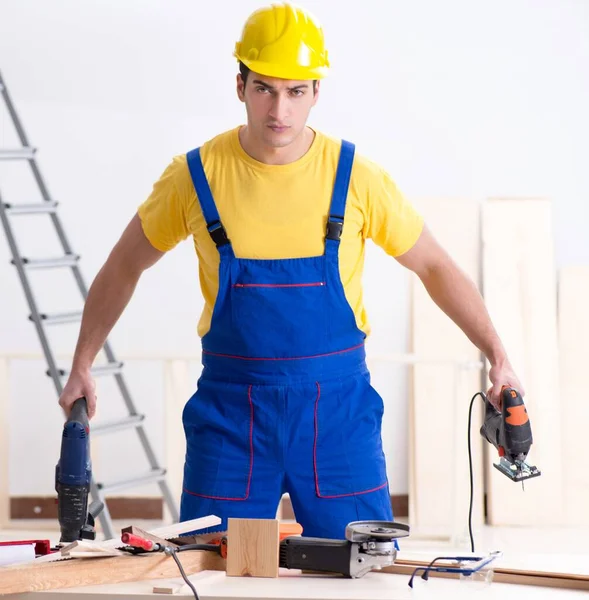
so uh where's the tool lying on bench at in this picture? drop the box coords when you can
[279,520,410,578]
[121,519,410,581]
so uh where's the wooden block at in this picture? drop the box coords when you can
[226,518,279,578]
[482,198,563,525]
[409,198,484,537]
[0,545,226,594]
[558,266,589,525]
[153,582,186,594]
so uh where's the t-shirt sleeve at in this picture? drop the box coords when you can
[137,157,190,252]
[364,168,424,257]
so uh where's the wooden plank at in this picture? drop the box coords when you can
[0,548,225,595]
[226,518,279,578]
[98,515,222,549]
[481,198,563,525]
[409,198,484,537]
[0,358,9,529]
[558,266,589,525]
[59,540,125,558]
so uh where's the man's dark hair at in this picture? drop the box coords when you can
[239,62,317,93]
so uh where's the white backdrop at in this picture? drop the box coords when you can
[0,0,588,497]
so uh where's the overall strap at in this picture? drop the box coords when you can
[186,147,231,249]
[326,140,355,243]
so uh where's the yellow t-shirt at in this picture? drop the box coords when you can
[137,127,424,338]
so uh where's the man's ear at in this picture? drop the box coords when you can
[236,74,246,102]
[312,80,320,105]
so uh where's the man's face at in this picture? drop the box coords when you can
[237,72,320,148]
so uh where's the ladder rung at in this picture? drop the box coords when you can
[48,362,124,378]
[92,415,145,436]
[17,254,79,270]
[31,310,82,325]
[4,201,58,215]
[0,148,36,160]
[97,469,167,494]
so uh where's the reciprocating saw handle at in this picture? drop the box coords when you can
[68,397,89,429]
[56,396,92,543]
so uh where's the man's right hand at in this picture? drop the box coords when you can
[59,370,97,419]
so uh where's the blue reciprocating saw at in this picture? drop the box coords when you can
[55,397,103,543]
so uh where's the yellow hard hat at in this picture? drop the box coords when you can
[234,3,330,80]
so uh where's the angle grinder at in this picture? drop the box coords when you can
[279,520,410,578]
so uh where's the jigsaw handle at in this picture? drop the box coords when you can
[480,394,502,449]
[500,387,533,456]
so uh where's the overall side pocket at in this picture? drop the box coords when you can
[182,379,254,500]
[313,373,388,497]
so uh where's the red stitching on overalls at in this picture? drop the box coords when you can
[183,384,254,501]
[233,282,325,288]
[313,382,322,497]
[313,381,388,499]
[203,343,364,362]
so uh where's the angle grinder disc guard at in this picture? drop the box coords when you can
[345,520,410,543]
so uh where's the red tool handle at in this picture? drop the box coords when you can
[121,532,155,551]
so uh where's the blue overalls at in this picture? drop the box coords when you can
[179,140,394,539]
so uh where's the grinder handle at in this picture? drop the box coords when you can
[67,397,89,429]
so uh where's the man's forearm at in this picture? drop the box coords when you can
[71,261,141,372]
[418,263,507,367]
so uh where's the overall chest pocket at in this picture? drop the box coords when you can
[230,258,328,358]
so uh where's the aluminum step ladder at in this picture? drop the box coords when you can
[0,70,179,538]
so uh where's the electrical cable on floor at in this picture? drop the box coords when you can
[468,391,487,553]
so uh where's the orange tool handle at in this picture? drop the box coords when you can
[208,523,303,559]
[121,532,155,551]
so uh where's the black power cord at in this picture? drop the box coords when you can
[123,542,221,600]
[169,544,222,600]
[467,391,487,553]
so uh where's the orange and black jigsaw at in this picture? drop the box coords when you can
[480,386,541,483]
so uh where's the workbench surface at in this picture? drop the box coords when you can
[14,567,588,600]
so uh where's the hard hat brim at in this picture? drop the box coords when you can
[236,55,329,81]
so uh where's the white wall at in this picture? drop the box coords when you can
[0,0,588,498]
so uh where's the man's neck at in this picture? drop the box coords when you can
[239,126,315,165]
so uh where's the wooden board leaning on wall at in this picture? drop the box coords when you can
[481,198,563,525]
[409,198,484,538]
[558,266,589,525]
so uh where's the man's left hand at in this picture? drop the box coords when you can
[487,361,525,410]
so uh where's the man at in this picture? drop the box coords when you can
[58,3,523,538]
